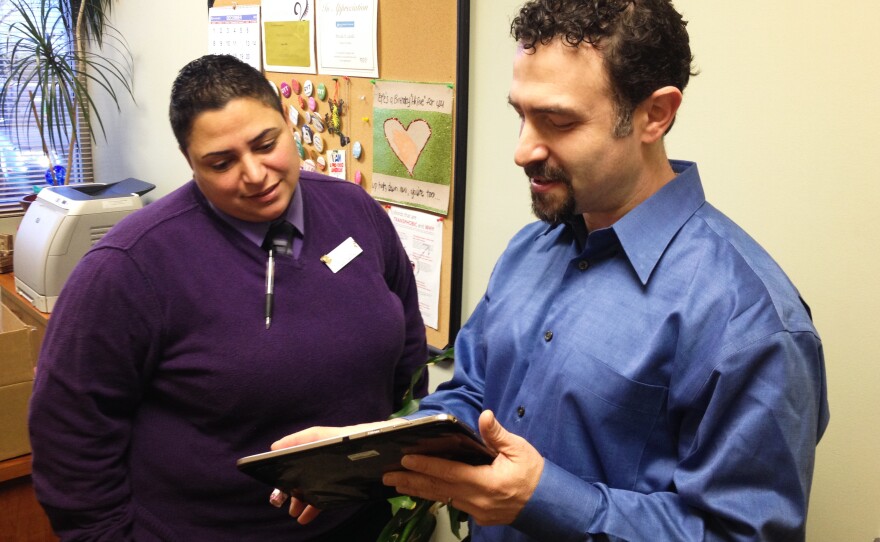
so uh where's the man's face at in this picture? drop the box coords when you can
[183,97,301,223]
[508,39,645,229]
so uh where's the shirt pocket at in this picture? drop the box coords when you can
[547,350,668,490]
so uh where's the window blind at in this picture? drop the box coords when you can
[0,0,93,218]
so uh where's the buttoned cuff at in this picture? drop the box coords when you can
[512,459,601,542]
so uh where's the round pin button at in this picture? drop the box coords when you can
[352,141,363,160]
[312,115,325,133]
[313,134,324,153]
[317,83,327,100]
[298,95,307,110]
[291,79,302,94]
[303,80,314,97]
[302,125,313,145]
[354,171,363,185]
[295,139,305,159]
[308,97,317,111]
[288,104,299,126]
[316,156,327,170]
[280,82,291,98]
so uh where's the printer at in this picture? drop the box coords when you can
[14,178,155,313]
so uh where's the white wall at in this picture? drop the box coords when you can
[89,1,207,200]
[90,1,879,540]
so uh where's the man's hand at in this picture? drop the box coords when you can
[382,410,544,526]
[268,419,408,524]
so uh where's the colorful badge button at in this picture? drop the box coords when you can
[312,115,325,133]
[303,80,314,97]
[317,156,327,170]
[291,79,302,94]
[302,125,313,145]
[308,97,317,111]
[280,82,291,98]
[313,134,324,153]
[317,83,327,101]
[295,138,305,159]
[352,141,363,160]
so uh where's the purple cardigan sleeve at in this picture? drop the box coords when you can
[367,196,429,406]
[29,248,160,541]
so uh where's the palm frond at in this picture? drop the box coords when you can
[0,0,134,155]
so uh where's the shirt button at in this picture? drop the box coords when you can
[517,406,526,418]
[544,330,553,342]
[578,260,589,271]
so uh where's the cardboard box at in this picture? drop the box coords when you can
[0,233,12,252]
[0,304,36,461]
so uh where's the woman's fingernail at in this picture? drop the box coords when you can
[269,489,288,507]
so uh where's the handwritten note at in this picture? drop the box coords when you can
[372,81,454,215]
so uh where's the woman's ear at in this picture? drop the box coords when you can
[639,86,683,143]
[180,146,193,170]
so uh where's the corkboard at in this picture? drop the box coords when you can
[210,0,469,349]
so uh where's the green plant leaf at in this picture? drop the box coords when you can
[0,0,134,157]
[447,504,468,539]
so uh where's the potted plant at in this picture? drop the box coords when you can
[0,0,134,186]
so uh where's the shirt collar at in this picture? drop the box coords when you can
[207,183,304,247]
[611,160,705,285]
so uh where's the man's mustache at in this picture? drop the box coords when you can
[524,162,570,184]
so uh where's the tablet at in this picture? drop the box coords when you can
[236,414,495,509]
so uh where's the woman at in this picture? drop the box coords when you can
[28,54,427,541]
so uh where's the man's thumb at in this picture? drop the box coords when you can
[479,410,511,454]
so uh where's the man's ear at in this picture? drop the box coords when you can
[639,86,683,143]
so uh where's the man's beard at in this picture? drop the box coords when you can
[525,162,576,225]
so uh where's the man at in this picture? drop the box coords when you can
[276,1,829,540]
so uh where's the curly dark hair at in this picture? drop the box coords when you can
[169,55,283,150]
[511,0,697,136]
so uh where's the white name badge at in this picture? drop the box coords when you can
[321,237,363,273]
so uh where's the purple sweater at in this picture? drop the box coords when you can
[29,172,428,541]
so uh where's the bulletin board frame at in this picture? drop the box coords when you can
[208,0,469,350]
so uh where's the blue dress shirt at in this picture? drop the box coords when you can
[417,161,829,541]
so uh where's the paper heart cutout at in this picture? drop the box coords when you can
[384,118,432,177]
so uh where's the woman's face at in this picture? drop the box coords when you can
[182,97,301,223]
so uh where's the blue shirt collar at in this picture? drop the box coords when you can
[208,183,304,247]
[538,160,705,285]
[612,160,705,285]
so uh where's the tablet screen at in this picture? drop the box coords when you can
[237,414,495,508]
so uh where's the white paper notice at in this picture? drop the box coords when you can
[316,0,379,77]
[208,6,262,70]
[387,206,443,330]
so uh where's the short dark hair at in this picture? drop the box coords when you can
[169,54,283,149]
[511,0,697,136]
